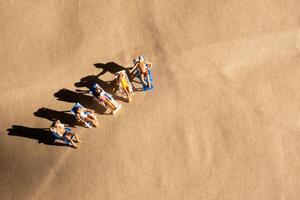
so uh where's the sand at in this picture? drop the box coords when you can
[0,1,300,199]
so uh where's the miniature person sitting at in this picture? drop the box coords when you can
[132,56,153,87]
[116,71,133,102]
[75,106,99,128]
[50,120,81,148]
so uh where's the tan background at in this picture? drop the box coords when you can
[0,0,300,199]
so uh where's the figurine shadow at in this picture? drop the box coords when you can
[74,75,117,94]
[34,107,76,127]
[94,62,133,78]
[54,88,108,115]
[7,125,66,146]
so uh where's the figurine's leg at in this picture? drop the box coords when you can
[147,74,151,87]
[88,119,98,127]
[87,113,97,121]
[105,98,117,110]
[65,134,79,148]
[140,73,148,86]
[125,86,131,102]
[83,117,93,125]
[73,133,81,143]
[86,115,99,127]
[93,121,99,127]
[70,140,79,148]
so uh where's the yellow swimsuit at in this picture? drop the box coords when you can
[120,77,129,88]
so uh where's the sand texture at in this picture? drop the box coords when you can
[0,1,300,199]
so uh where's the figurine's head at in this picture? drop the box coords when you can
[139,56,145,63]
[95,87,101,94]
[76,107,82,113]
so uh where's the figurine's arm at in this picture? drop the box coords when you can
[50,126,55,132]
[116,77,121,86]
[131,62,139,73]
[146,61,153,69]
[76,113,85,122]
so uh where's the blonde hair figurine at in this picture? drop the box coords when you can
[115,70,134,102]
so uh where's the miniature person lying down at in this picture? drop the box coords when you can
[94,86,119,113]
[75,106,99,128]
[50,120,81,148]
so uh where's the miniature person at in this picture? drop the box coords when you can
[117,72,133,102]
[132,56,153,87]
[75,107,99,127]
[94,86,118,111]
[50,120,81,148]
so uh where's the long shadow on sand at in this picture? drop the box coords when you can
[94,62,133,77]
[74,74,117,94]
[34,107,76,127]
[7,125,65,146]
[54,88,108,114]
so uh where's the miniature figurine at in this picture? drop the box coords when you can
[115,70,134,102]
[90,83,121,114]
[71,102,99,128]
[132,56,154,91]
[50,120,81,148]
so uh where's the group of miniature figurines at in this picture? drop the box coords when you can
[49,56,154,148]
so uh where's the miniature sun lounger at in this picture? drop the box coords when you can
[133,59,154,91]
[70,102,92,128]
[50,127,74,146]
[115,70,134,96]
[89,83,121,114]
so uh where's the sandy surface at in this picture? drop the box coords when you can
[0,1,300,199]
